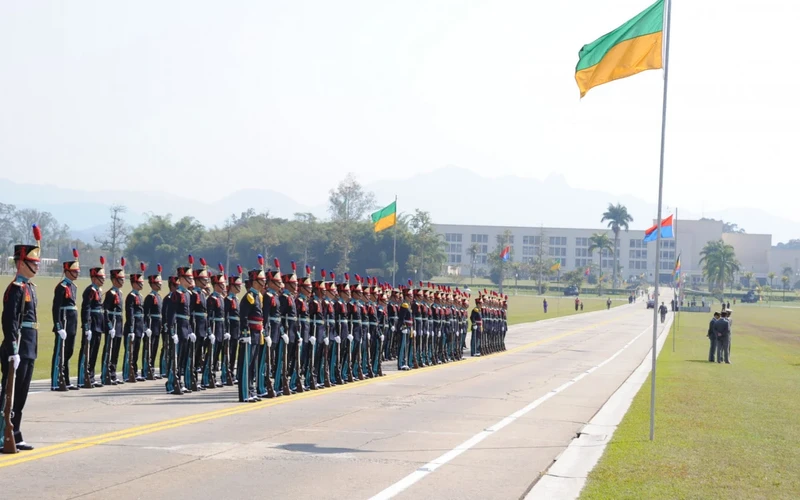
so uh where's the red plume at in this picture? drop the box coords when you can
[355,274,361,283]
[120,256,126,267]
[257,254,264,267]
[188,254,194,265]
[100,256,106,266]
[274,258,280,268]
[344,273,350,281]
[200,257,207,267]
[419,281,423,288]
[72,248,79,259]
[31,224,41,242]
[305,265,311,275]
[330,272,335,281]
[237,264,243,275]
[140,262,146,273]
[218,263,224,273]
[291,261,297,272]
[407,279,412,286]
[321,269,326,278]
[157,264,163,274]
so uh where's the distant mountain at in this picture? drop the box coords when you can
[3,168,798,244]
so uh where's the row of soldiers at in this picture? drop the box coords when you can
[47,253,509,403]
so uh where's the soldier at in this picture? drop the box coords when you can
[143,265,164,381]
[222,266,244,386]
[348,275,365,380]
[240,256,272,401]
[51,248,80,391]
[325,273,342,386]
[160,276,178,386]
[372,282,387,377]
[77,257,106,389]
[501,295,508,351]
[281,262,303,394]
[101,257,126,386]
[166,257,196,394]
[411,286,424,368]
[312,271,331,388]
[470,296,483,357]
[355,276,372,378]
[266,259,288,396]
[397,286,414,370]
[385,288,399,362]
[204,264,227,389]
[336,275,354,383]
[1,224,42,452]
[121,263,146,383]
[296,265,315,391]
[190,258,211,391]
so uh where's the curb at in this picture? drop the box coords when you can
[525,314,674,499]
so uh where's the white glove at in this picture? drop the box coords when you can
[309,336,317,346]
[109,330,116,339]
[57,329,67,340]
[281,333,289,344]
[208,334,216,344]
[266,336,273,347]
[437,331,441,338]
[241,336,251,344]
[223,332,231,341]
[189,332,197,343]
[172,334,179,344]
[9,354,20,371]
[128,333,135,341]
[472,325,478,332]
[347,334,354,341]
[323,337,330,346]
[456,330,461,337]
[85,329,92,341]
[401,327,409,334]
[335,336,341,344]
[367,333,371,341]
[391,326,396,333]
[380,334,385,342]
[145,328,152,338]
[427,330,432,337]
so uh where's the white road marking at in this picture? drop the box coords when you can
[368,323,655,500]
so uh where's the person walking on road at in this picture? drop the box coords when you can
[542,299,548,314]
[606,298,612,310]
[658,302,668,323]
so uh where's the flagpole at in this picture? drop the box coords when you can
[392,195,397,287]
[650,0,673,442]
[673,207,678,353]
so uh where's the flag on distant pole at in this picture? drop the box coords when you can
[673,253,681,278]
[550,261,561,271]
[370,201,397,233]
[575,0,664,98]
[500,246,511,262]
[643,214,674,242]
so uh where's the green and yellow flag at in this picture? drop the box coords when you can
[371,201,397,233]
[550,261,561,272]
[576,0,664,97]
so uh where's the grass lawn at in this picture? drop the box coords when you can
[1,274,628,381]
[581,305,800,499]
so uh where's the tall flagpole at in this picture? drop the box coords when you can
[650,0,673,442]
[673,207,678,353]
[392,195,397,287]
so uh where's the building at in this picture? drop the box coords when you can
[435,220,798,287]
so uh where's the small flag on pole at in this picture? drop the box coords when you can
[585,267,591,276]
[643,214,674,242]
[500,246,511,262]
[673,253,681,278]
[550,261,561,271]
[371,201,397,233]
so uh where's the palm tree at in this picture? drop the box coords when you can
[601,203,633,289]
[589,232,614,296]
[782,265,793,279]
[743,271,755,289]
[781,275,790,301]
[699,240,740,298]
[467,243,480,284]
[768,271,776,288]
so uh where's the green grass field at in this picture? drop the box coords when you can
[1,275,628,381]
[581,305,800,499]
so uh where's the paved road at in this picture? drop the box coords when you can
[1,300,669,499]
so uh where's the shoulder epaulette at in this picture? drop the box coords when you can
[246,293,255,304]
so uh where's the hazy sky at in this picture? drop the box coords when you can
[1,1,797,222]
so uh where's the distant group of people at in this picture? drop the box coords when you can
[707,306,733,364]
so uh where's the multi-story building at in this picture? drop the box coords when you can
[435,219,797,287]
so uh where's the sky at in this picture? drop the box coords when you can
[1,0,798,224]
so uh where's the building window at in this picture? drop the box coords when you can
[549,236,567,246]
[448,254,462,264]
[522,246,538,257]
[471,234,489,244]
[575,258,589,268]
[448,243,462,253]
[523,235,540,245]
[576,237,588,247]
[549,247,566,257]
[445,233,462,243]
[575,248,588,257]
[630,239,643,248]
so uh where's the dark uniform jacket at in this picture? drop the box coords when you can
[240,288,264,343]
[52,278,78,335]
[166,288,192,340]
[1,277,38,360]
[224,293,241,341]
[103,287,123,336]
[81,284,104,335]
[207,292,226,339]
[124,290,145,337]
[143,291,162,335]
[190,287,209,338]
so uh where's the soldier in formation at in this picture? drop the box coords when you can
[21,251,511,408]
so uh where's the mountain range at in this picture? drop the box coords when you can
[2,168,798,244]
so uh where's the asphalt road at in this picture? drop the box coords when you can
[0,300,669,499]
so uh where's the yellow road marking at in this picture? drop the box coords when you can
[0,312,632,469]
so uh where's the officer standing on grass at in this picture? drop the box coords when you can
[714,310,731,364]
[707,312,720,362]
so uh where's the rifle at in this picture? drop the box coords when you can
[4,289,26,454]
[307,320,317,390]
[126,320,137,383]
[56,305,68,391]
[143,313,153,380]
[81,329,92,389]
[101,316,115,385]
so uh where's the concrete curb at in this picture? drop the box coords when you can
[525,314,673,500]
